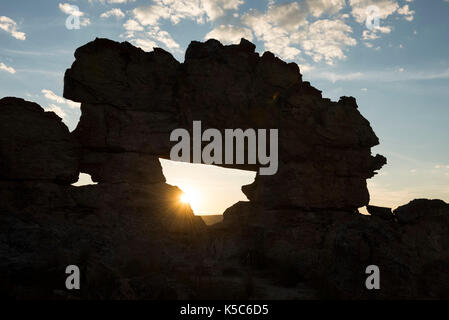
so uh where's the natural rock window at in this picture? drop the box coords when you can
[160,158,256,215]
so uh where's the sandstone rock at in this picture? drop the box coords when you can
[64,38,384,210]
[367,205,393,220]
[1,38,448,300]
[64,39,180,112]
[0,95,206,299]
[79,152,165,184]
[394,199,449,223]
[0,97,79,184]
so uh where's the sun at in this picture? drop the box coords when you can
[179,187,198,207]
[180,192,191,203]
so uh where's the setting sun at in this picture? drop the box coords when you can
[179,187,199,209]
[180,192,191,204]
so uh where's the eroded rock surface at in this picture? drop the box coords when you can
[65,38,385,210]
[0,97,79,184]
[0,38,448,299]
[0,96,206,299]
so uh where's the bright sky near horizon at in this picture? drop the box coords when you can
[1,0,448,214]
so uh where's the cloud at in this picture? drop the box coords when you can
[126,25,180,51]
[241,3,306,60]
[349,0,400,23]
[435,164,449,170]
[123,0,235,52]
[89,0,135,3]
[41,89,80,108]
[311,68,449,83]
[349,0,414,45]
[44,104,67,120]
[59,3,91,26]
[241,2,355,63]
[397,4,415,21]
[0,16,26,40]
[100,8,125,19]
[118,0,414,65]
[313,71,364,82]
[305,0,347,17]
[150,28,180,50]
[0,62,16,74]
[59,3,84,17]
[132,0,242,26]
[293,19,357,64]
[123,19,143,32]
[202,0,243,21]
[298,64,315,73]
[133,38,157,52]
[205,25,253,44]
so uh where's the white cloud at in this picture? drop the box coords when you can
[124,1,228,52]
[89,0,135,3]
[41,89,80,109]
[202,0,243,21]
[205,25,253,44]
[298,63,315,73]
[123,19,143,32]
[117,0,416,65]
[59,3,91,26]
[59,3,84,17]
[241,3,307,60]
[44,104,67,120]
[133,38,158,52]
[146,26,180,50]
[100,8,125,19]
[80,18,91,27]
[313,71,364,83]
[131,0,242,26]
[349,0,414,44]
[349,0,400,23]
[0,16,26,40]
[362,29,380,40]
[310,68,449,83]
[0,62,16,74]
[306,0,347,17]
[132,4,170,25]
[241,2,355,63]
[293,19,357,64]
[435,164,449,170]
[397,4,415,21]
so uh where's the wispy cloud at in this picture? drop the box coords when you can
[44,104,67,120]
[205,25,253,44]
[100,8,125,19]
[311,68,449,83]
[58,3,91,26]
[123,0,244,54]
[0,16,26,40]
[0,62,16,74]
[41,89,80,108]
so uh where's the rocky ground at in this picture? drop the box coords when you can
[0,38,448,299]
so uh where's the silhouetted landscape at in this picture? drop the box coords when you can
[1,38,448,300]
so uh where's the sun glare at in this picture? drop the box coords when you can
[180,193,190,203]
[179,187,199,208]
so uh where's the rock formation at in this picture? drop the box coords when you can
[64,38,386,210]
[0,38,448,299]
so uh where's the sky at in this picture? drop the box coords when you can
[1,0,448,215]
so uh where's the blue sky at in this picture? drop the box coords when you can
[1,0,448,213]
